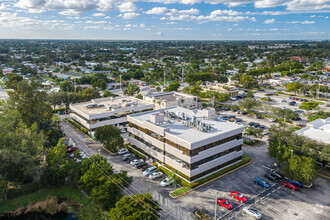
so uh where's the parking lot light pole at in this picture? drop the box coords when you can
[214,191,219,220]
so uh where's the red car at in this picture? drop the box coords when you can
[282,181,299,191]
[217,198,233,210]
[231,191,247,203]
[67,146,79,153]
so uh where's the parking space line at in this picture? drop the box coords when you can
[260,196,265,200]
[228,217,234,220]
[272,190,276,193]
[255,200,259,203]
[266,193,271,196]
[277,186,282,190]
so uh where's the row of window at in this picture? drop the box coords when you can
[128,133,163,154]
[190,156,242,181]
[190,145,242,170]
[129,122,242,157]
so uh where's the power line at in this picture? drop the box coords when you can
[93,153,181,220]
[80,150,165,220]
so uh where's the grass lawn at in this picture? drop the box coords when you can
[0,185,89,214]
[169,187,190,198]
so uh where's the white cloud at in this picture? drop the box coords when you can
[120,12,140,19]
[287,20,315,24]
[145,7,168,15]
[254,0,287,8]
[0,3,10,11]
[210,9,243,16]
[301,20,315,24]
[140,23,145,28]
[92,13,105,17]
[157,31,162,36]
[145,7,199,15]
[117,2,136,12]
[264,18,274,24]
[59,10,81,16]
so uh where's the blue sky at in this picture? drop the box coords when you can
[0,0,329,40]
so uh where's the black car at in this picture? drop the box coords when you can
[259,125,265,129]
[269,170,284,180]
[139,164,150,171]
[248,122,255,126]
[289,101,296,106]
[241,111,247,115]
[264,173,278,182]
[135,161,147,168]
[255,115,262,119]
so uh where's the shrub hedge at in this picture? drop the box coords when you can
[65,119,89,135]
[157,155,251,189]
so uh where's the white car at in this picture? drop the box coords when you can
[149,172,163,180]
[282,106,286,110]
[160,177,174,187]
[120,128,127,133]
[130,159,144,166]
[242,207,262,219]
[118,149,129,155]
[269,118,276,122]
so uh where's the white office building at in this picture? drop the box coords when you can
[295,117,330,144]
[127,107,244,182]
[70,97,154,130]
[143,92,198,110]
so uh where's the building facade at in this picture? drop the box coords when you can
[143,92,198,110]
[127,107,244,182]
[70,97,154,130]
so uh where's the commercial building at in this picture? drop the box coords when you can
[127,107,244,182]
[202,81,239,98]
[294,117,330,144]
[70,97,154,130]
[143,92,198,110]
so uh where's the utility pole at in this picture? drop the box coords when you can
[164,69,166,86]
[181,67,184,83]
[120,74,122,90]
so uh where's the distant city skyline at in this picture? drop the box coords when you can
[0,0,329,40]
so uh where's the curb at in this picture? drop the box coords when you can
[177,158,253,199]
[317,173,330,180]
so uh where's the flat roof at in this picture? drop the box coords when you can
[295,117,330,144]
[71,97,152,115]
[130,106,243,144]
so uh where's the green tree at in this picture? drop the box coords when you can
[285,155,317,185]
[79,87,100,101]
[238,98,261,111]
[103,90,116,98]
[93,78,107,90]
[155,86,161,92]
[0,122,45,182]
[135,94,143,99]
[80,158,132,209]
[107,193,161,220]
[95,125,124,153]
[269,144,292,169]
[0,174,8,201]
[47,92,63,110]
[286,82,300,95]
[299,101,319,110]
[169,171,180,194]
[6,80,53,131]
[246,91,254,98]
[123,84,140,96]
[60,81,74,92]
[165,81,180,92]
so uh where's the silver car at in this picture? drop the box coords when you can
[149,171,163,180]
[243,207,262,219]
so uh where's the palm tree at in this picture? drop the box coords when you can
[169,171,179,194]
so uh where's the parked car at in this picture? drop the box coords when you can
[254,177,270,188]
[269,170,284,180]
[282,106,286,110]
[67,146,79,153]
[217,198,233,210]
[122,153,134,161]
[264,172,278,182]
[120,128,127,133]
[118,148,129,155]
[282,181,299,191]
[130,159,144,166]
[230,191,247,203]
[135,161,146,168]
[241,111,247,115]
[242,207,262,219]
[281,99,286,102]
[149,171,163,180]
[259,125,265,129]
[143,166,158,176]
[289,101,296,106]
[287,179,303,188]
[269,118,277,122]
[160,177,174,186]
[235,118,242,122]
[139,164,150,171]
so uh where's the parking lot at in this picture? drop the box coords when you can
[61,119,330,220]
